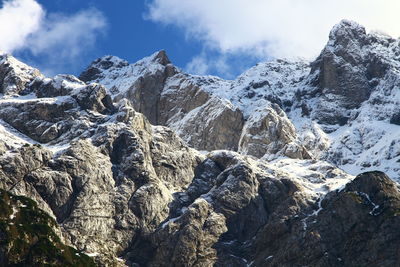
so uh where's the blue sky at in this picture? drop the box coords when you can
[2,0,260,78]
[19,0,207,76]
[1,0,399,79]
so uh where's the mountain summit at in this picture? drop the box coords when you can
[1,21,400,266]
[80,20,400,178]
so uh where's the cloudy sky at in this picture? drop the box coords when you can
[0,0,399,78]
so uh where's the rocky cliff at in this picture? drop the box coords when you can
[80,20,400,177]
[0,20,400,266]
[0,189,96,266]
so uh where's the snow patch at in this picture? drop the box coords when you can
[9,206,18,220]
[86,252,99,257]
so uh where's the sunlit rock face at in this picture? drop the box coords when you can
[81,20,400,179]
[0,20,400,266]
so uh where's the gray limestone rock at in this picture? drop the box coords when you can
[0,53,42,95]
[251,171,400,267]
[309,20,391,125]
[1,20,400,267]
[167,97,244,151]
[238,103,310,159]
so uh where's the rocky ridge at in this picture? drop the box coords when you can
[81,20,400,179]
[0,20,399,266]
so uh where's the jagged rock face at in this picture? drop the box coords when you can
[0,54,355,266]
[0,98,203,265]
[0,53,42,95]
[251,171,400,267]
[311,20,372,108]
[238,103,310,159]
[0,67,206,265]
[80,52,242,152]
[80,51,178,125]
[312,22,400,175]
[75,20,400,179]
[157,74,211,125]
[167,96,244,151]
[0,74,118,144]
[1,20,400,267]
[0,189,96,266]
[307,20,399,126]
[33,74,86,98]
[80,52,307,158]
[0,97,78,143]
[124,151,354,267]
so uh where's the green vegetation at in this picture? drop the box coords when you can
[0,189,97,267]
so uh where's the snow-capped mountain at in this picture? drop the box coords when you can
[81,19,400,181]
[1,20,400,266]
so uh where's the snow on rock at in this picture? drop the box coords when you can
[204,59,309,118]
[79,50,175,100]
[239,103,309,160]
[80,50,310,159]
[269,158,353,196]
[77,23,400,183]
[2,20,400,266]
[0,53,42,95]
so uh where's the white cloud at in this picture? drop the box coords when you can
[147,0,400,61]
[0,0,43,52]
[27,9,106,59]
[0,0,106,74]
[186,55,209,76]
[186,52,232,77]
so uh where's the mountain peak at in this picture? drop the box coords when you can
[149,50,171,66]
[79,50,172,83]
[78,55,129,82]
[3,20,400,267]
[0,51,7,59]
[93,55,129,70]
[328,19,366,46]
[0,53,42,95]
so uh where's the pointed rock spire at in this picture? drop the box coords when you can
[150,50,171,66]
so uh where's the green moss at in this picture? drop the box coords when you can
[0,189,97,266]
